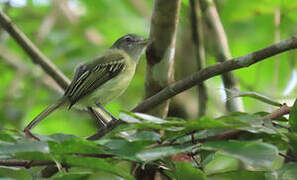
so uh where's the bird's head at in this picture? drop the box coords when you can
[111,34,151,62]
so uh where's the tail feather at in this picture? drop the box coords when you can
[25,97,67,130]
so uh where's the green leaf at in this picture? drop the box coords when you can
[88,171,127,180]
[168,129,227,144]
[184,117,240,131]
[116,130,161,142]
[52,173,91,180]
[119,112,141,123]
[64,156,134,180]
[120,111,170,124]
[46,133,79,143]
[134,112,170,124]
[207,170,266,180]
[136,144,198,162]
[267,163,297,180]
[113,122,165,132]
[0,139,49,154]
[98,139,147,161]
[289,99,297,132]
[201,141,278,168]
[14,151,52,161]
[0,131,17,142]
[48,137,107,155]
[100,139,198,162]
[287,133,297,154]
[0,167,31,179]
[183,113,265,132]
[173,162,206,180]
[234,113,278,134]
[204,153,242,175]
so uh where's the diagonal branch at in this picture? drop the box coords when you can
[133,36,297,112]
[0,10,70,90]
[0,10,105,126]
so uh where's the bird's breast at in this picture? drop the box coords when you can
[81,60,137,106]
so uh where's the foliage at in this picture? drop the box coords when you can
[0,0,297,179]
[0,111,295,179]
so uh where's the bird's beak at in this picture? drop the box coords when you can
[138,39,152,46]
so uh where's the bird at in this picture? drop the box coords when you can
[24,34,152,140]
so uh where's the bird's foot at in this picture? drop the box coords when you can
[24,129,40,141]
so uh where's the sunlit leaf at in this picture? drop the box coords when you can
[204,153,241,175]
[48,137,107,155]
[207,170,266,180]
[173,162,206,180]
[136,144,199,162]
[116,130,161,142]
[0,167,31,179]
[267,163,297,180]
[0,139,49,154]
[201,141,278,168]
[0,132,17,142]
[64,156,134,180]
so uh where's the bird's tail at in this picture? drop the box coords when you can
[24,97,67,130]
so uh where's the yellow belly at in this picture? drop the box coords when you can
[77,61,136,107]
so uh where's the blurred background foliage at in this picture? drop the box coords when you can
[0,0,296,137]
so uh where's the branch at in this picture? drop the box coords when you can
[0,152,114,168]
[264,103,291,120]
[0,10,70,90]
[133,36,297,113]
[0,159,56,167]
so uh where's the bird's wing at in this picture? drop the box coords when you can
[65,53,126,108]
[64,64,89,96]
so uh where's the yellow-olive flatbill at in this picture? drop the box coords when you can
[24,34,152,140]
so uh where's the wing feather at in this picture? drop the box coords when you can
[65,54,126,109]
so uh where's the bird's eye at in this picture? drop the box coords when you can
[125,36,133,42]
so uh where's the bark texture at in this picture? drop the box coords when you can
[145,0,181,118]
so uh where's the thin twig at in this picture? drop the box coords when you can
[279,153,297,162]
[0,152,113,168]
[0,159,56,167]
[263,103,291,120]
